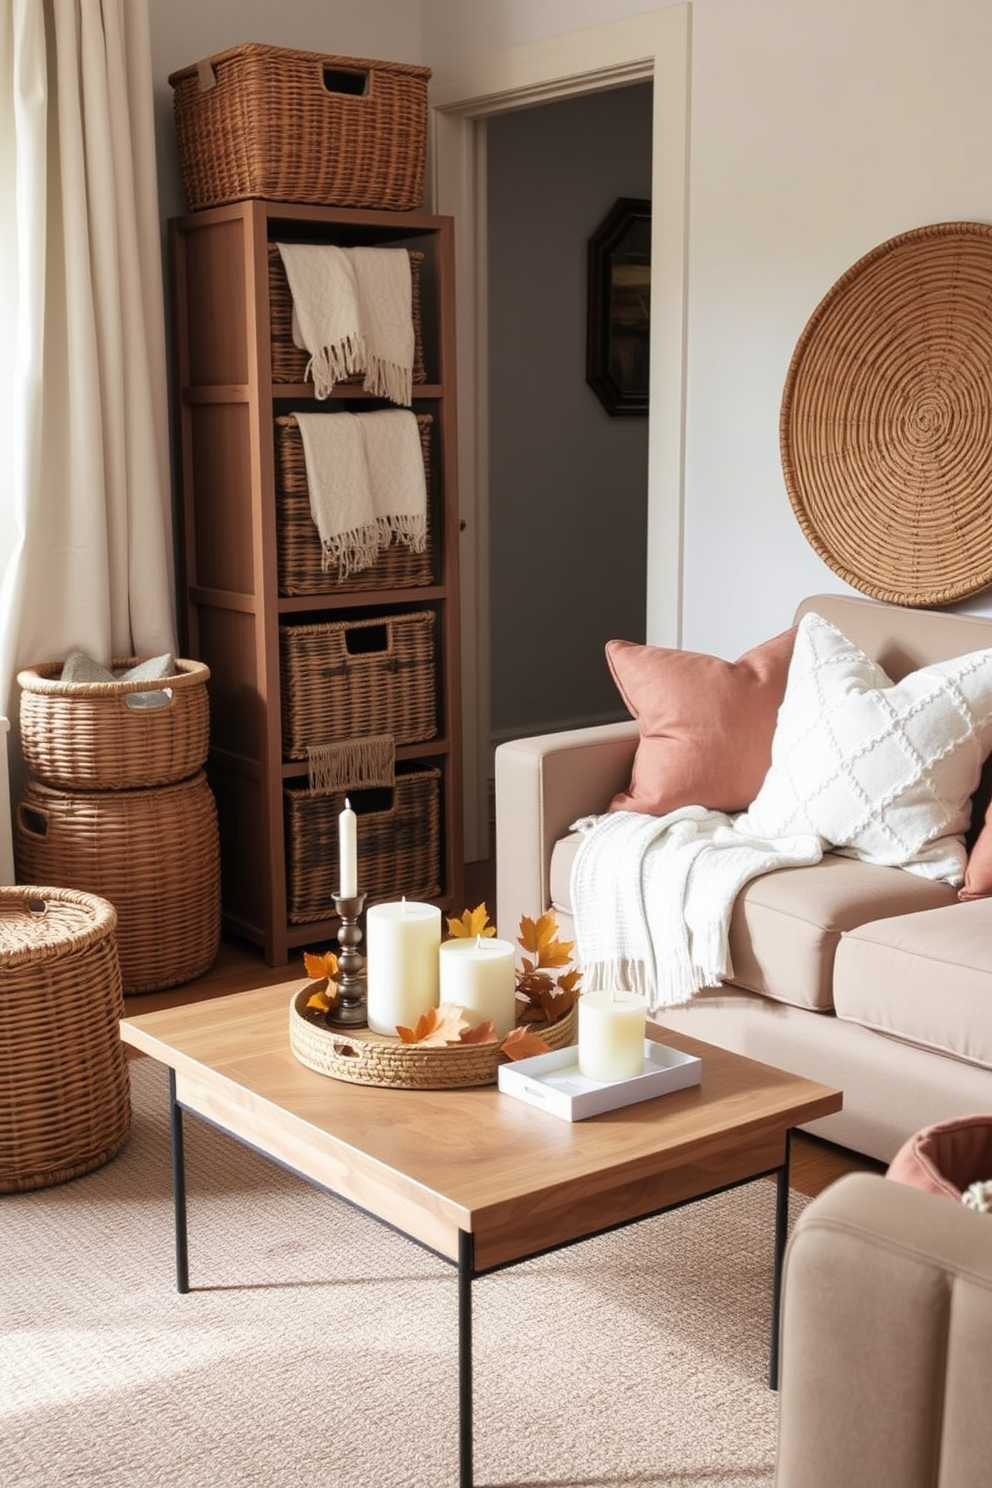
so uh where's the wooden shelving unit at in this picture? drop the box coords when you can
[169,200,463,965]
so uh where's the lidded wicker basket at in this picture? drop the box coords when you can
[17,657,210,790]
[0,886,131,1192]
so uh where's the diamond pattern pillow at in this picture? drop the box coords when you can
[737,612,992,885]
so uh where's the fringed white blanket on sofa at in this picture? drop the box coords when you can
[570,806,823,1011]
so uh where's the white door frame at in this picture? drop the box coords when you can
[429,6,690,859]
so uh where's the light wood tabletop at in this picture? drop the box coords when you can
[120,981,842,1273]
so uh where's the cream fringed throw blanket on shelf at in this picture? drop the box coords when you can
[276,243,415,405]
[294,410,427,579]
[570,806,824,1011]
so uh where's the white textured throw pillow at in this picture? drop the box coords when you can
[737,612,992,884]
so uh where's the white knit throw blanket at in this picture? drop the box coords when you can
[294,410,427,579]
[276,243,414,406]
[570,806,824,1011]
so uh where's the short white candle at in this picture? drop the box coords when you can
[577,990,647,1083]
[438,936,518,1038]
[338,798,357,897]
[366,900,441,1036]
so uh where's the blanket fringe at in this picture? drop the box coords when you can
[305,333,366,401]
[364,355,413,409]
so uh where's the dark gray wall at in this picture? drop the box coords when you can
[487,82,653,740]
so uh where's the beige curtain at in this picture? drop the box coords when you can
[0,0,176,789]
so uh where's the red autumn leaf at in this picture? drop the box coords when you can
[500,1026,552,1061]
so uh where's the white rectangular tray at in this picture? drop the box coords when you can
[497,1040,701,1121]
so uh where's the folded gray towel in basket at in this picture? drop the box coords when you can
[60,650,175,708]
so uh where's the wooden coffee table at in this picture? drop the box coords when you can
[120,984,841,1488]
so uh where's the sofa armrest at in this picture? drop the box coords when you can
[776,1171,992,1488]
[493,720,639,941]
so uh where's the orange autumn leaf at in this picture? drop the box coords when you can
[535,986,577,1024]
[459,1018,498,1046]
[306,985,339,1013]
[396,1003,470,1046]
[500,1026,552,1061]
[446,903,495,940]
[304,949,339,982]
[518,912,574,971]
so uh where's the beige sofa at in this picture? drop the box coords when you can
[775,1171,992,1488]
[494,593,992,1163]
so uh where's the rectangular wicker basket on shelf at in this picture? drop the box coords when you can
[275,412,435,596]
[284,763,442,923]
[279,610,437,759]
[169,44,431,211]
[268,244,427,386]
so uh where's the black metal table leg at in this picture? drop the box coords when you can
[768,1129,792,1390]
[168,1069,190,1294]
[458,1229,474,1488]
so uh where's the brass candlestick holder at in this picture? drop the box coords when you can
[329,890,368,1027]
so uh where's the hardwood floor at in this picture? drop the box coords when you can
[123,845,882,1201]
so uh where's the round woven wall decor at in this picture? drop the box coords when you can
[780,221,992,607]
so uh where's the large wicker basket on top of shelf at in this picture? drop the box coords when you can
[0,886,131,1192]
[169,44,431,212]
[17,657,210,791]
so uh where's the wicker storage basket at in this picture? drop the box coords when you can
[290,988,577,1089]
[269,244,427,386]
[14,774,221,995]
[0,886,130,1192]
[285,762,441,923]
[17,657,210,791]
[169,44,431,212]
[275,413,434,596]
[279,610,437,759]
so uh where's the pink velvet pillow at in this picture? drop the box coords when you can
[605,627,797,816]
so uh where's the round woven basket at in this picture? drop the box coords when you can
[17,656,210,790]
[780,221,992,607]
[0,886,131,1192]
[289,987,578,1089]
[15,773,221,994]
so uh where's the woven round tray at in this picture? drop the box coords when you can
[289,986,578,1089]
[780,221,992,607]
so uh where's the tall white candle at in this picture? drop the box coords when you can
[577,990,647,1083]
[438,936,518,1038]
[338,798,357,897]
[366,900,441,1036]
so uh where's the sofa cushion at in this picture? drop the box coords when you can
[886,1114,992,1201]
[834,900,992,1071]
[550,834,956,1011]
[739,611,992,885]
[603,628,796,816]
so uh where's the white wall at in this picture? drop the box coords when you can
[148,0,992,667]
[422,0,992,660]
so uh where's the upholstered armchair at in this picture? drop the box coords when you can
[775,1171,992,1487]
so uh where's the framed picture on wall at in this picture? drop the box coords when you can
[586,197,651,416]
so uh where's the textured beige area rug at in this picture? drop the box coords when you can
[1,1055,804,1488]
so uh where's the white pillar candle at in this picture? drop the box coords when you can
[338,798,357,897]
[366,900,441,1036]
[438,936,518,1038]
[577,990,647,1083]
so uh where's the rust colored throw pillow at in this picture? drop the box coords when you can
[605,627,797,816]
[886,1114,992,1202]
